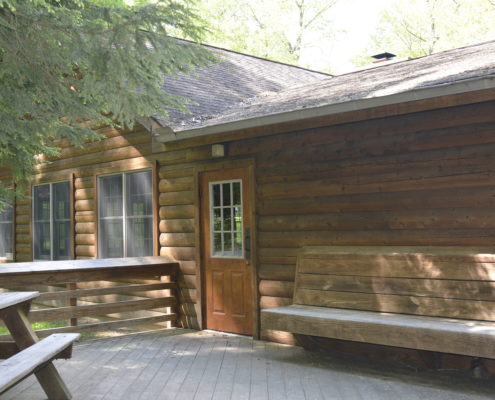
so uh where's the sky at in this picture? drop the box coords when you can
[300,0,392,74]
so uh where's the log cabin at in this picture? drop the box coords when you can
[2,39,495,369]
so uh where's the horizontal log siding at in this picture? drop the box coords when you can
[153,100,495,335]
[252,101,495,337]
[12,126,153,262]
[158,166,198,329]
[4,98,495,335]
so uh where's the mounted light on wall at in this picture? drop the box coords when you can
[211,143,226,158]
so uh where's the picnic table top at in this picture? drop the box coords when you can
[0,292,39,311]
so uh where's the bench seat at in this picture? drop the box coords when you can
[261,246,495,361]
[0,333,80,394]
[262,305,495,359]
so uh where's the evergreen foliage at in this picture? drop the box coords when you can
[0,0,212,204]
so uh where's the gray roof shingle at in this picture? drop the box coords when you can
[155,44,329,127]
[165,40,495,133]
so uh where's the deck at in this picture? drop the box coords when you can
[1,329,494,400]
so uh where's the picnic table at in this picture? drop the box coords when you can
[0,292,80,399]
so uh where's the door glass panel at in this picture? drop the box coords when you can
[213,208,222,230]
[211,180,243,258]
[234,232,243,254]
[213,184,221,207]
[223,232,232,254]
[223,208,231,231]
[233,182,241,205]
[222,183,231,206]
[213,233,222,253]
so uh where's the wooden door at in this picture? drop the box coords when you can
[200,167,253,335]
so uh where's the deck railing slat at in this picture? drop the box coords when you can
[0,257,179,337]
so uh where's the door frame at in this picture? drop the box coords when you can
[193,158,259,338]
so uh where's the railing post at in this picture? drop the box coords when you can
[67,282,77,327]
[169,264,179,328]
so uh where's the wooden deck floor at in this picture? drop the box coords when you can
[1,329,494,400]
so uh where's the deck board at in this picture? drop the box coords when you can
[1,329,494,400]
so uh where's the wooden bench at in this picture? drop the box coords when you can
[0,333,79,395]
[261,246,495,361]
[0,292,80,399]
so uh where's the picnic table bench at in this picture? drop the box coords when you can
[261,246,495,363]
[0,291,80,399]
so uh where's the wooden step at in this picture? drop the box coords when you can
[0,333,80,394]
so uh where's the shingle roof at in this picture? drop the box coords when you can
[165,40,495,133]
[154,44,329,128]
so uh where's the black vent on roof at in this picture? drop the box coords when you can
[372,52,396,62]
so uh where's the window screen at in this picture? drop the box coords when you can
[99,175,124,258]
[0,204,13,259]
[125,171,153,257]
[98,170,153,258]
[33,182,71,260]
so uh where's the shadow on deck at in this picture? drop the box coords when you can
[1,329,494,400]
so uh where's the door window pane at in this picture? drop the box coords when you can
[233,182,241,205]
[213,184,221,206]
[210,180,243,258]
[222,183,231,206]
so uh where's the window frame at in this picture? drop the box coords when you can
[32,180,72,261]
[97,169,155,258]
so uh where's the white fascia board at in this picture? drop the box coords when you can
[156,75,495,143]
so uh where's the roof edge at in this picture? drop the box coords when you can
[156,75,495,143]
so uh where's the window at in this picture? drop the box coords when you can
[0,203,13,260]
[210,180,243,258]
[33,182,71,260]
[98,170,153,258]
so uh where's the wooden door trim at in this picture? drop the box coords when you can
[193,158,259,337]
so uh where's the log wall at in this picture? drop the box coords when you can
[6,126,155,264]
[2,97,495,338]
[249,101,495,339]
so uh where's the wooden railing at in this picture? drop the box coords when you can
[0,257,179,338]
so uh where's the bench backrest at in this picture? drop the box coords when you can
[293,246,495,322]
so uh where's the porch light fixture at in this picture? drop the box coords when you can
[211,143,226,158]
